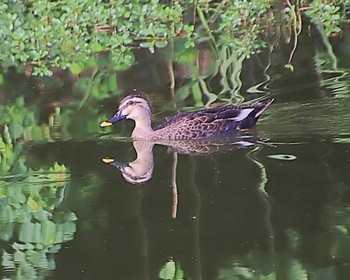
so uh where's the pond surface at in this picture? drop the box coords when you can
[1,30,350,280]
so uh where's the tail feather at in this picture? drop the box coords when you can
[254,98,274,118]
[239,98,274,129]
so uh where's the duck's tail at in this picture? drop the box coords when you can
[254,98,274,118]
[239,98,274,129]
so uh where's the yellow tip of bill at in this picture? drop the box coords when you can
[102,158,115,163]
[100,121,112,127]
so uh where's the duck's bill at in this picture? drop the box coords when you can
[100,111,126,127]
[100,121,113,127]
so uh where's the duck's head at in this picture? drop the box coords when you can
[100,93,151,127]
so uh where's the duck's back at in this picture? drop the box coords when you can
[153,105,260,140]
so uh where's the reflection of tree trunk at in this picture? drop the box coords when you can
[171,152,179,219]
[168,61,179,219]
[167,60,175,91]
[138,188,150,280]
[187,156,202,280]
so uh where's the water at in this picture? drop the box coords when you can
[1,32,350,280]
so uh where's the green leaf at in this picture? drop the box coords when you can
[8,122,24,139]
[70,62,83,74]
[31,125,44,142]
[90,41,104,52]
[155,40,168,48]
[139,41,153,49]
[107,75,118,92]
[284,63,294,72]
[23,111,36,128]
[0,137,6,150]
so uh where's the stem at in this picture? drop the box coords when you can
[286,0,302,64]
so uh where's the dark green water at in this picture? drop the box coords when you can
[1,31,350,280]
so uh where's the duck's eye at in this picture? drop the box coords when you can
[128,101,135,106]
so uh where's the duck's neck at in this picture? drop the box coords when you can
[130,115,154,140]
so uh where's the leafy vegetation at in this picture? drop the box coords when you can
[0,0,347,76]
[0,0,191,75]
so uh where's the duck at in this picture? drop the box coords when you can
[100,93,273,140]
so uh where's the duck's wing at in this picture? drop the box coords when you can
[154,100,273,139]
[154,106,248,130]
[154,106,254,139]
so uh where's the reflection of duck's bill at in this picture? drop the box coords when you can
[102,158,115,163]
[102,158,129,171]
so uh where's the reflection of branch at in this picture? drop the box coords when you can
[196,4,219,55]
[169,63,178,219]
[171,152,178,219]
[247,146,275,253]
[186,156,202,279]
[247,146,268,196]
[314,25,338,70]
[79,66,99,110]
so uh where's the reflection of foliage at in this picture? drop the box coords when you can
[73,63,119,108]
[0,96,54,146]
[214,184,350,280]
[0,165,77,280]
[284,0,346,67]
[165,43,249,108]
[0,101,77,279]
[0,85,112,144]
[159,258,185,280]
[304,0,343,35]
[217,262,255,279]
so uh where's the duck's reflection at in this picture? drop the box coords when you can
[103,132,269,184]
[103,141,154,184]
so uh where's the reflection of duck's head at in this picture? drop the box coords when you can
[103,157,153,184]
[100,91,274,140]
[103,141,154,184]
